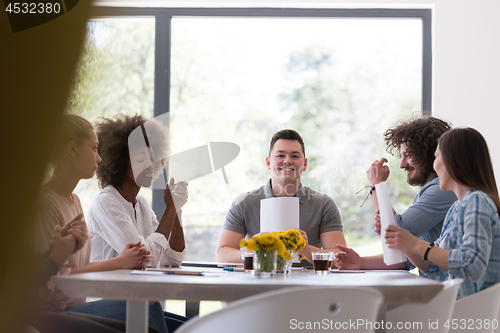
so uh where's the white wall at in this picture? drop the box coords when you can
[431,0,500,190]
[98,0,500,187]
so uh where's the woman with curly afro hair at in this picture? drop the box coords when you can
[87,113,188,269]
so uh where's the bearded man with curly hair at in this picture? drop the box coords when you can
[334,116,458,272]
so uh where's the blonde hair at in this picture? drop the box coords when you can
[49,114,94,171]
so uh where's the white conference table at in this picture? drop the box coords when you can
[53,268,443,333]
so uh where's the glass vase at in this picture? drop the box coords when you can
[253,249,277,277]
[277,255,293,274]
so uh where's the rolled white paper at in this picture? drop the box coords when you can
[260,197,300,232]
[260,197,300,263]
[375,181,407,266]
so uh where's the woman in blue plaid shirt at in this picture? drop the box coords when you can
[385,127,500,299]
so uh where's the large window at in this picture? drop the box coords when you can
[72,7,431,262]
[71,18,156,215]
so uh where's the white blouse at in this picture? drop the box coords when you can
[87,185,186,267]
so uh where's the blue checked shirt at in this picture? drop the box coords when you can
[425,189,500,299]
[398,176,457,273]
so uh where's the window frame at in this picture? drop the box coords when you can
[90,6,432,220]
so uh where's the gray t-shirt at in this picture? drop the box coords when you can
[223,180,343,248]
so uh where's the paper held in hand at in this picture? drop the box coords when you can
[375,181,407,266]
[260,197,300,262]
[260,197,299,232]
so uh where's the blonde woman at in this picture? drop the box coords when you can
[35,114,167,332]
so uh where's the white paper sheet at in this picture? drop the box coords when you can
[260,197,299,232]
[375,181,407,266]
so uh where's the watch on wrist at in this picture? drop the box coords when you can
[423,242,435,261]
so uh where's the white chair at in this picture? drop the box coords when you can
[386,278,463,333]
[176,286,384,333]
[450,282,500,333]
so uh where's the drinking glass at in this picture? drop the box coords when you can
[240,252,254,273]
[312,251,332,274]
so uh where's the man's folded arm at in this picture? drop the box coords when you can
[216,229,246,263]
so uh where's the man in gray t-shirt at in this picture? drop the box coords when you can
[216,129,346,264]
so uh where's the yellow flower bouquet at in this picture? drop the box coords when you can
[273,229,306,273]
[240,229,306,275]
[240,233,286,276]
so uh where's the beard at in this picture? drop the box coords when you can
[407,167,430,187]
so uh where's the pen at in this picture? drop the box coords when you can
[223,267,244,272]
[163,271,204,276]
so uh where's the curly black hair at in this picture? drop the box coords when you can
[95,114,170,189]
[384,116,452,177]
